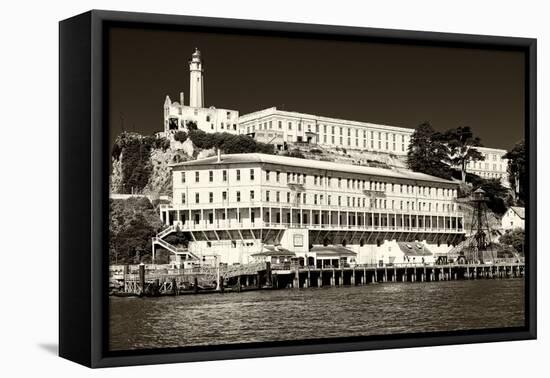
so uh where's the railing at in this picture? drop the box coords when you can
[157,225,176,239]
[160,203,462,217]
[152,237,199,260]
[172,220,464,233]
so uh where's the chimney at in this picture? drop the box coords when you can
[180,92,184,106]
[217,149,221,163]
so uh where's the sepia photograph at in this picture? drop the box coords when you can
[106,24,528,352]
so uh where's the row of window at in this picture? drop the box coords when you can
[181,169,457,198]
[181,169,456,197]
[243,120,409,151]
[181,169,255,183]
[180,190,456,212]
[467,161,505,172]
[245,120,408,141]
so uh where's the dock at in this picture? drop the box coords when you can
[112,261,524,296]
[273,262,525,289]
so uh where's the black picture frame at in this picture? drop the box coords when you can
[59,9,537,368]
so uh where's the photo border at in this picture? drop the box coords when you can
[59,10,536,368]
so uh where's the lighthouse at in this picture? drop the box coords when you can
[189,48,204,108]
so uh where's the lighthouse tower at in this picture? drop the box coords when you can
[189,48,204,108]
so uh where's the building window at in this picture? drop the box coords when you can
[287,192,291,202]
[276,191,280,202]
[236,169,241,181]
[209,192,213,203]
[236,191,241,202]
[278,121,282,129]
[250,169,255,180]
[266,170,270,181]
[288,122,292,130]
[276,171,280,182]
[314,194,318,205]
[195,171,200,183]
[223,170,227,181]
[209,171,213,182]
[181,172,186,183]
[250,190,255,201]
[222,191,227,201]
[181,193,186,204]
[195,193,200,203]
[266,191,270,202]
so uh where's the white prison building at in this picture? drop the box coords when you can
[238,107,414,155]
[157,152,465,267]
[465,146,509,187]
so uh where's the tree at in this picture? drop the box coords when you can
[121,138,153,193]
[441,126,484,182]
[500,229,525,255]
[109,197,163,264]
[503,140,526,204]
[407,122,453,179]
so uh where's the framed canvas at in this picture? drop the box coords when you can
[59,10,537,368]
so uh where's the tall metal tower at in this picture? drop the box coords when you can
[464,188,495,264]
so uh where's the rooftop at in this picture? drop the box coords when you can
[309,245,357,257]
[238,107,414,133]
[397,242,433,257]
[171,153,458,185]
[510,206,525,219]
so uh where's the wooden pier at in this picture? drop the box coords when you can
[112,261,524,296]
[274,262,525,289]
[116,261,272,296]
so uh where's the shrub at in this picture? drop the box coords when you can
[188,129,275,155]
[288,150,306,159]
[173,131,188,143]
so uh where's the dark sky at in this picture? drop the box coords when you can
[109,26,525,151]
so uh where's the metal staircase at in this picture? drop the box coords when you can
[152,225,199,261]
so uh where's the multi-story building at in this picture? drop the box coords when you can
[238,107,414,155]
[158,152,465,267]
[466,147,509,187]
[163,49,240,135]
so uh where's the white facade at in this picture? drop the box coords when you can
[188,48,204,108]
[501,206,525,231]
[466,146,509,187]
[238,107,413,155]
[160,153,465,266]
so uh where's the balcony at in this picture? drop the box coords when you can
[160,202,463,218]
[172,219,464,234]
